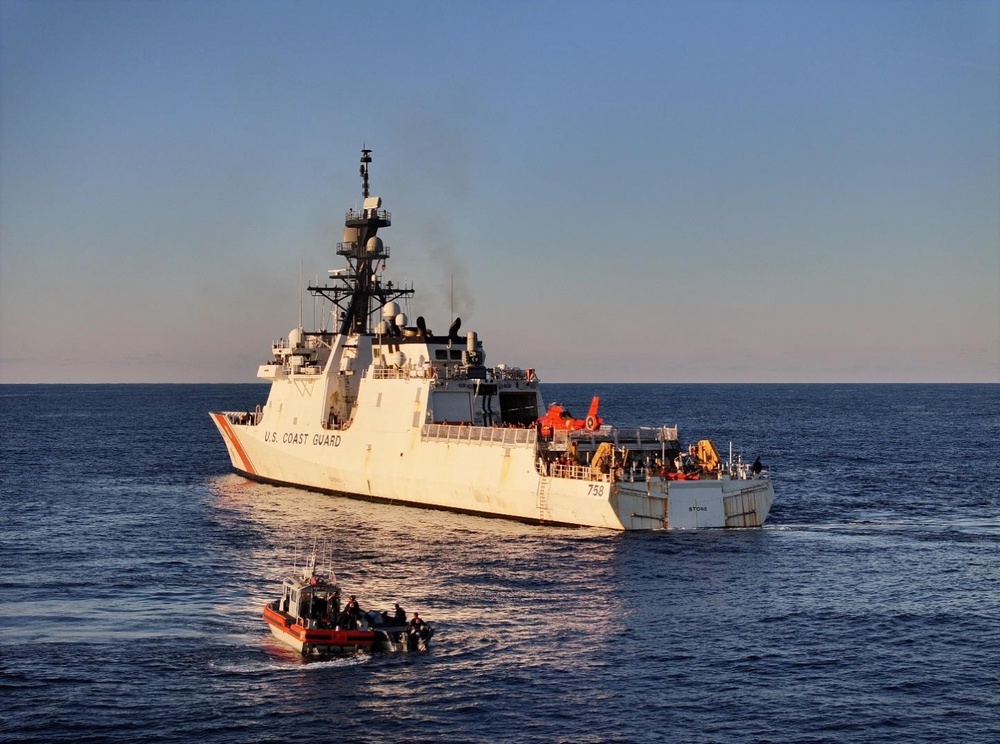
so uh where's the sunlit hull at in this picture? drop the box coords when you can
[262,604,374,655]
[213,407,773,530]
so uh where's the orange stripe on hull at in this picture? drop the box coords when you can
[263,606,374,648]
[213,413,257,476]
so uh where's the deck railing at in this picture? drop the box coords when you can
[548,462,610,482]
[370,366,434,380]
[422,424,537,447]
[554,425,679,448]
[223,411,261,426]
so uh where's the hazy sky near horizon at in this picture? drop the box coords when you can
[2,0,998,383]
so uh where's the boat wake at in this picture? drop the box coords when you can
[211,655,369,675]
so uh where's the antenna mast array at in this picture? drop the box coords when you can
[308,148,414,335]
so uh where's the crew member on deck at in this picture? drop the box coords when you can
[345,595,361,627]
[393,603,406,625]
[331,589,341,619]
[752,456,763,475]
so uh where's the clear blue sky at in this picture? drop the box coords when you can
[2,0,998,383]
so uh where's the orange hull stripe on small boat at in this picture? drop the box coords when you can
[214,413,257,476]
[263,607,374,646]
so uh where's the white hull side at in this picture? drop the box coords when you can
[267,624,305,653]
[211,407,774,531]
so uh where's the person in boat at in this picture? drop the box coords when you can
[407,612,431,650]
[752,456,763,475]
[331,589,341,620]
[393,603,406,625]
[312,596,327,624]
[343,595,362,628]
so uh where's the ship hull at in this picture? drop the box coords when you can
[262,605,373,655]
[212,410,773,531]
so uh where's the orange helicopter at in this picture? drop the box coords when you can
[538,396,603,437]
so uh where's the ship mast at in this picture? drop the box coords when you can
[307,148,414,335]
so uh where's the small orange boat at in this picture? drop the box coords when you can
[263,551,432,656]
[665,471,701,481]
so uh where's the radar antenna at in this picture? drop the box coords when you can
[307,147,415,335]
[360,146,371,199]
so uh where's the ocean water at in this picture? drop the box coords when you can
[1,383,998,743]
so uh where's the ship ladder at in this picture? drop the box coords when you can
[536,477,553,522]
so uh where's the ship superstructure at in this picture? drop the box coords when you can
[210,149,774,530]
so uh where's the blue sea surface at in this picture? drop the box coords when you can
[1,383,998,743]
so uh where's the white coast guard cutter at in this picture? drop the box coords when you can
[210,149,774,530]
